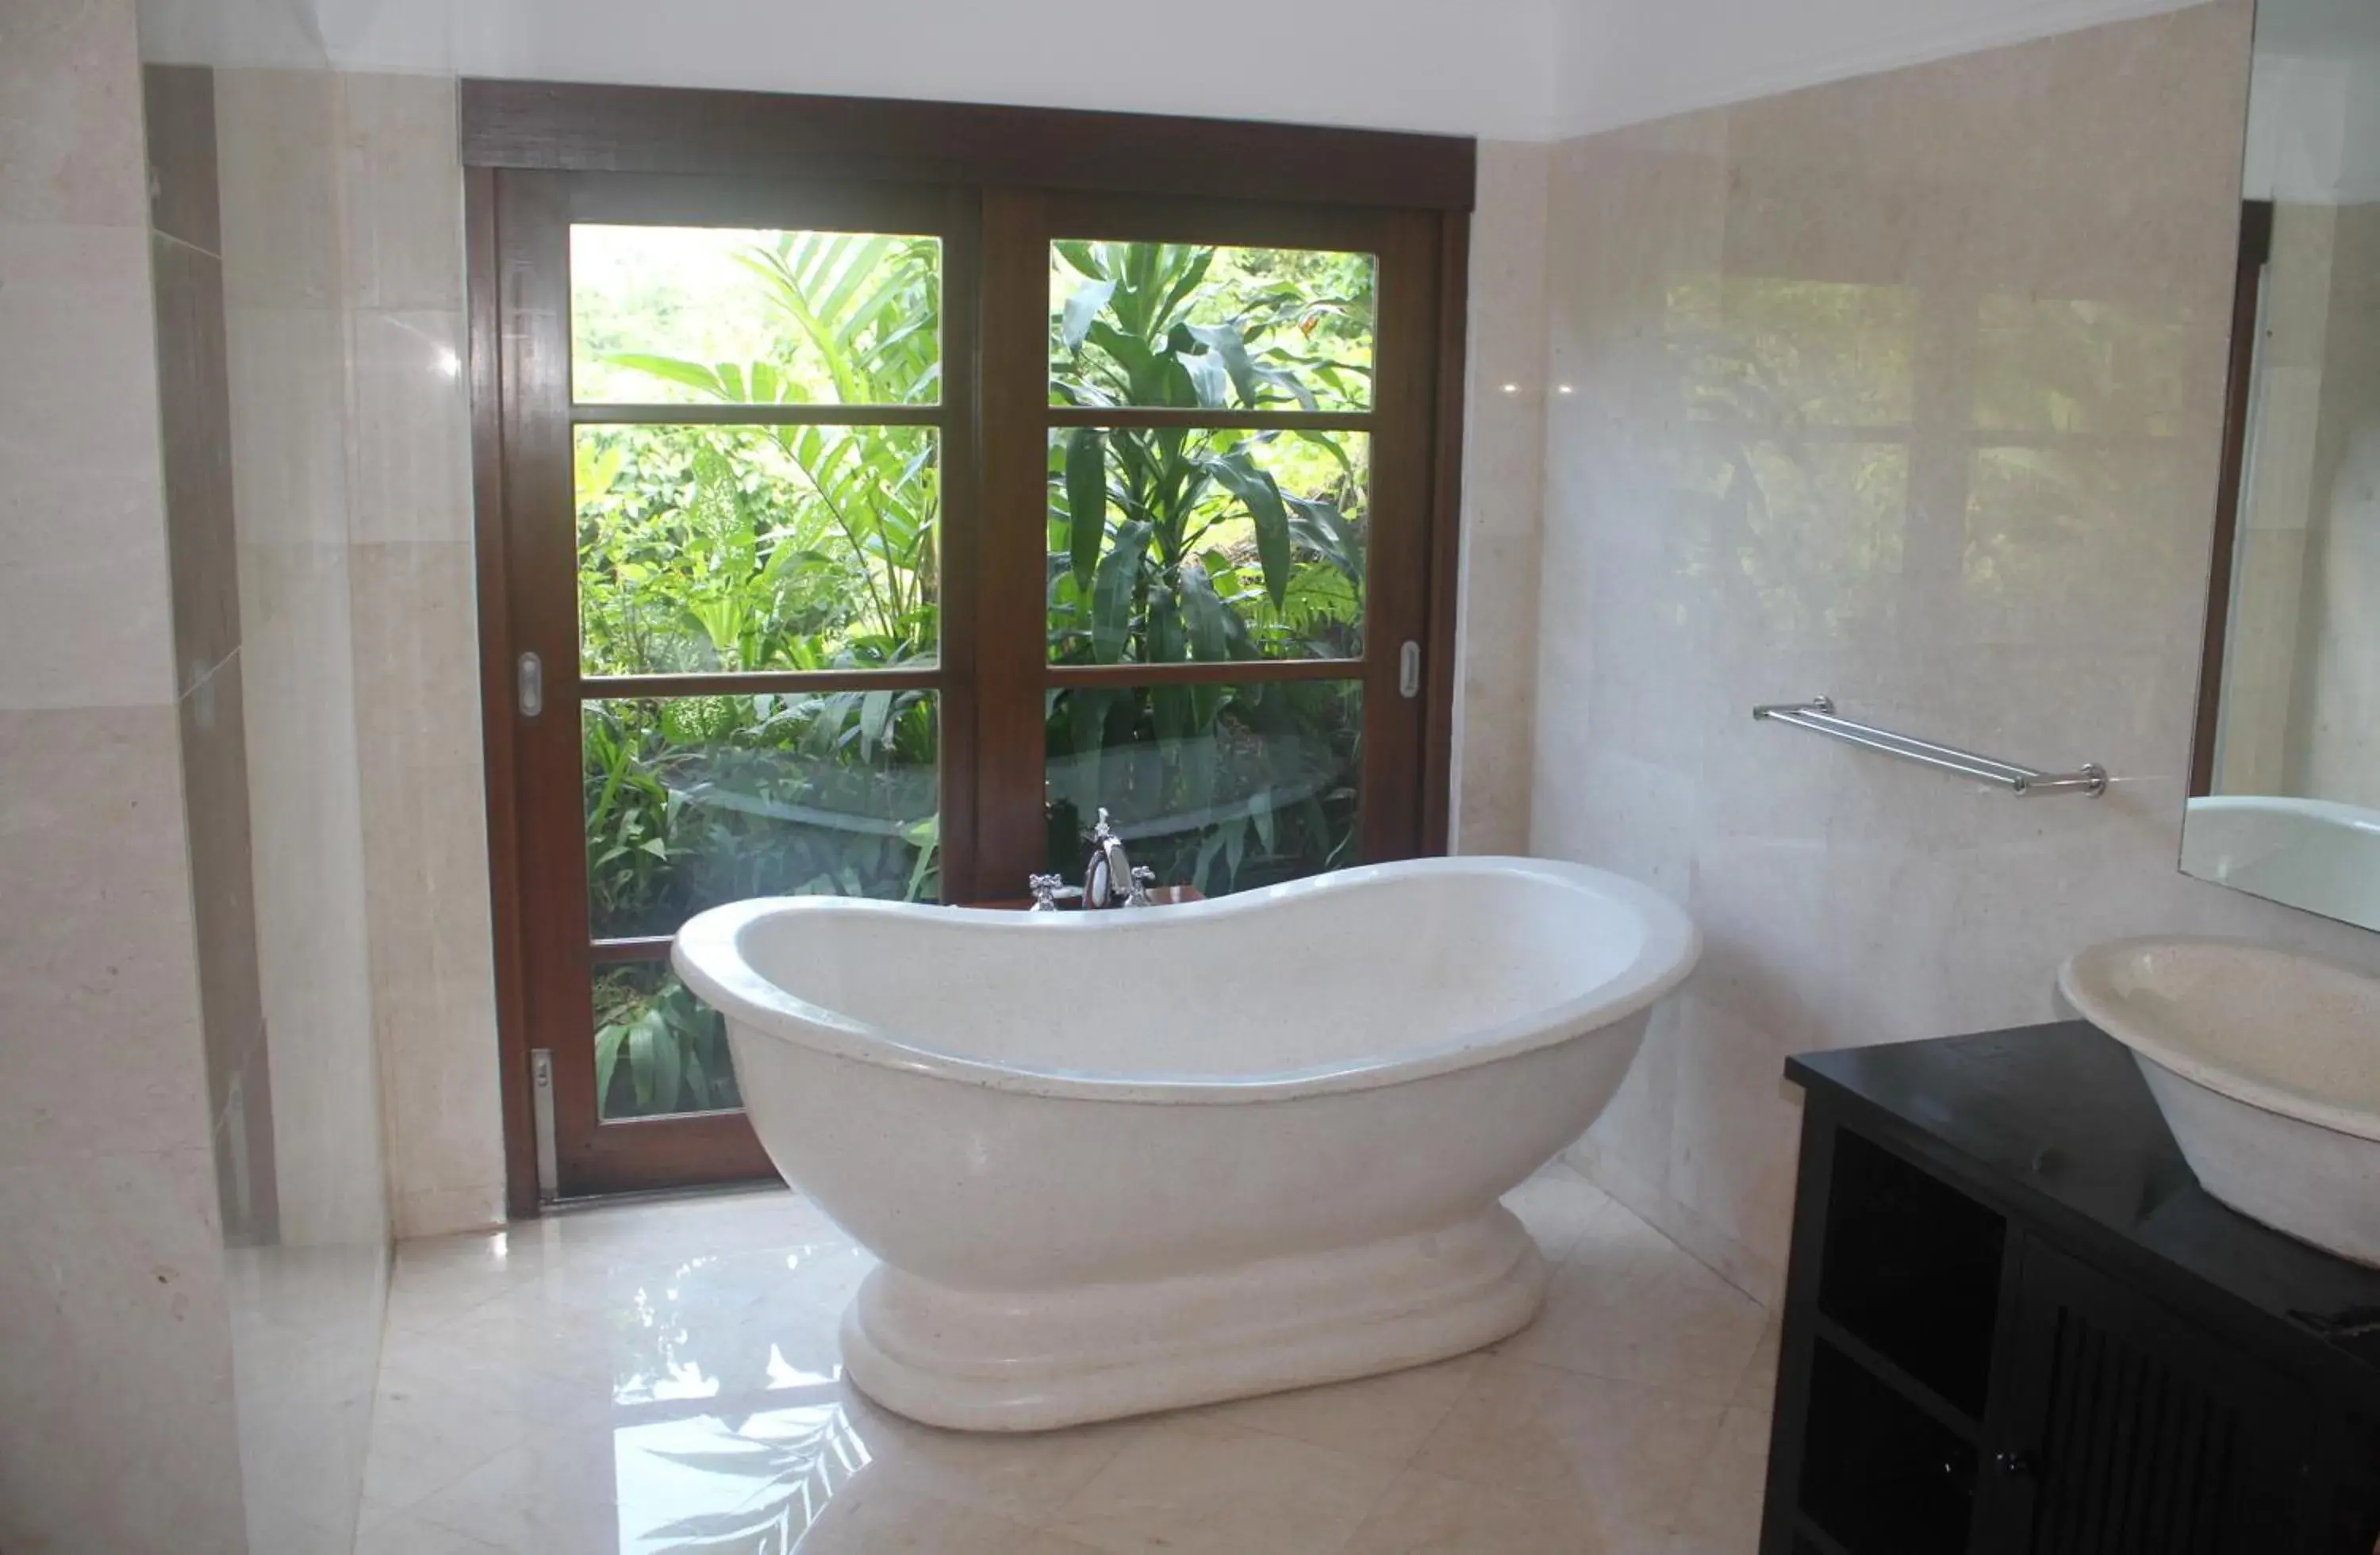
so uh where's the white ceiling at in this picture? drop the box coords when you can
[290,0,2220,142]
[1549,0,2211,138]
[2255,0,2380,66]
[307,0,1560,139]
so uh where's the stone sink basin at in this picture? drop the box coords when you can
[2058,938,2380,1269]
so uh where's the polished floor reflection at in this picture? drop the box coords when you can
[355,1164,1775,1553]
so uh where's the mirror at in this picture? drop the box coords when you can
[2184,0,2380,931]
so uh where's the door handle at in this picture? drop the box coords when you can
[517,651,543,717]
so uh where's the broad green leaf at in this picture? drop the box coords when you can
[1202,453,1293,610]
[1287,495,1365,585]
[649,1011,682,1113]
[1147,582,1185,665]
[1186,323,1264,408]
[1154,682,1191,747]
[1182,351,1229,409]
[603,352,735,399]
[1054,240,1108,282]
[1153,248,1215,328]
[1065,428,1106,586]
[1177,563,1235,662]
[628,1019,655,1110]
[1085,321,1157,401]
[594,1023,625,1112]
[859,689,893,760]
[1090,520,1151,663]
[1061,278,1118,353]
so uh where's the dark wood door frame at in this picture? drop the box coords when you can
[2188,198,2274,800]
[466,83,1476,1217]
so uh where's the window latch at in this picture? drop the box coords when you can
[1399,640,1422,700]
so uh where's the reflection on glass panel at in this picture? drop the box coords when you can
[1050,240,1375,413]
[585,695,939,939]
[571,225,940,405]
[1963,446,2192,624]
[1668,276,1914,428]
[593,964,742,1122]
[1683,441,1909,644]
[576,425,939,677]
[1047,428,1368,664]
[1668,276,1913,648]
[1971,294,2194,436]
[1046,679,1360,898]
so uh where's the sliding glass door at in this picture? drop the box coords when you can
[482,163,1452,1199]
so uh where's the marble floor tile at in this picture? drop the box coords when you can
[1411,1357,1730,1541]
[1735,1319,1782,1412]
[359,1343,537,1511]
[829,1382,1146,1525]
[1045,1417,1395,1555]
[792,1482,1076,1554]
[1499,1196,1769,1402]
[405,1426,624,1553]
[352,1507,506,1555]
[1341,1471,1608,1554]
[360,1183,1776,1554]
[1189,1351,1483,1463]
[1502,1160,1611,1264]
[1664,1403,1773,1554]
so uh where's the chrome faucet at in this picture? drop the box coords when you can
[1082,808,1155,909]
[1026,873,1081,912]
[1025,808,1156,909]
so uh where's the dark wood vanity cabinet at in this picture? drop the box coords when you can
[1763,1023,2380,1555]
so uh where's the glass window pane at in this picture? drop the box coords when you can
[577,424,939,677]
[571,225,940,406]
[1046,679,1360,898]
[1047,427,1367,665]
[1049,240,1374,413]
[585,694,940,939]
[593,964,741,1122]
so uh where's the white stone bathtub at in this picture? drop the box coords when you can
[672,854,1699,1430]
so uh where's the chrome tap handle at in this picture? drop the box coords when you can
[1127,866,1157,908]
[1027,873,1081,912]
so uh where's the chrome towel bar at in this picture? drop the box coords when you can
[1752,696,2107,798]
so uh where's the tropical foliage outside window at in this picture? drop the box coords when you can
[568,226,1375,1117]
[1044,240,1372,890]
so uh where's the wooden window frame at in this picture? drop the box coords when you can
[2188,199,2274,800]
[466,83,1475,1215]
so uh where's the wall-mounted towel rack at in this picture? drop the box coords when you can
[1752,696,2107,798]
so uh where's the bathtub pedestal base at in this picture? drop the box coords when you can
[839,1204,1547,1431]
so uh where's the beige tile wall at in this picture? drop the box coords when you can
[1530,0,2380,1305]
[335,72,506,1241]
[0,2,247,1549]
[213,60,397,1555]
[1453,143,1553,856]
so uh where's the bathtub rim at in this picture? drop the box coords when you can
[671,855,1698,1105]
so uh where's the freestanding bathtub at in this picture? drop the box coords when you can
[672,855,1699,1430]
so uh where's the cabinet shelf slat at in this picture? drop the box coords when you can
[1812,1314,1984,1446]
